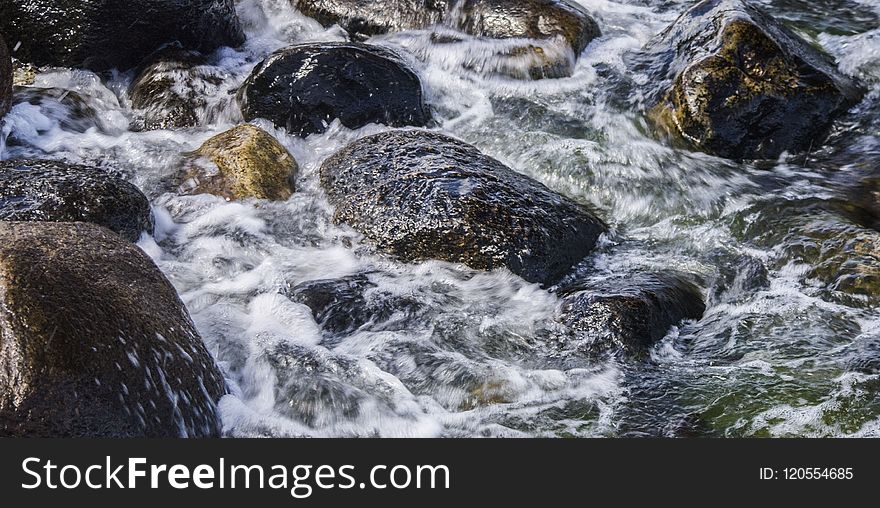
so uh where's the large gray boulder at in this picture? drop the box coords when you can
[320,130,607,286]
[0,221,227,437]
[0,0,245,71]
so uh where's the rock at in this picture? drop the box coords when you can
[11,58,37,86]
[557,273,706,358]
[0,221,227,437]
[0,37,11,118]
[11,87,106,134]
[182,124,297,201]
[846,175,880,231]
[0,1,245,71]
[0,159,154,242]
[292,0,450,39]
[641,0,863,160]
[451,0,601,55]
[238,42,430,136]
[292,1,600,55]
[320,130,607,285]
[129,49,223,131]
[285,274,424,335]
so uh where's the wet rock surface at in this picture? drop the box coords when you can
[0,221,227,437]
[285,274,426,336]
[320,130,607,286]
[11,87,108,134]
[292,0,450,39]
[641,0,863,160]
[182,124,297,200]
[238,42,430,136]
[451,0,601,55]
[557,273,706,358]
[0,159,154,242]
[0,0,245,71]
[129,49,224,131]
[0,37,11,118]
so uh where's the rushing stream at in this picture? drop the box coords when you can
[2,0,880,437]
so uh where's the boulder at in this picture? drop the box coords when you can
[0,0,245,71]
[238,42,430,136]
[292,0,450,39]
[557,273,706,358]
[0,36,11,118]
[642,0,862,160]
[181,124,297,201]
[129,49,222,131]
[292,0,600,55]
[451,0,601,55]
[0,159,154,242]
[11,58,36,86]
[320,130,607,286]
[0,221,227,437]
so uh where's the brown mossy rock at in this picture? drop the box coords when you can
[0,221,227,437]
[238,42,430,137]
[183,124,297,201]
[320,130,607,286]
[557,273,706,359]
[0,37,11,118]
[452,0,601,55]
[642,0,862,160]
[11,58,37,86]
[129,49,222,131]
[292,0,450,39]
[0,1,245,71]
[0,159,154,242]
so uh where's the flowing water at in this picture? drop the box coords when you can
[2,0,880,437]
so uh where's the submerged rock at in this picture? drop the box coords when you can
[0,159,154,242]
[557,273,706,358]
[0,221,227,437]
[0,0,245,71]
[129,49,223,131]
[642,0,862,160]
[238,42,430,136]
[320,130,607,286]
[0,37,11,118]
[182,125,297,201]
[292,0,450,39]
[285,274,425,335]
[11,86,107,134]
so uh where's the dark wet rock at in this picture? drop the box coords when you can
[292,0,450,39]
[556,273,706,358]
[320,130,607,286]
[285,274,424,336]
[129,49,224,131]
[846,175,880,231]
[238,42,430,136]
[0,221,227,437]
[0,159,154,242]
[11,87,106,134]
[452,0,601,55]
[0,1,245,71]
[0,37,11,118]
[181,124,297,201]
[641,0,863,160]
